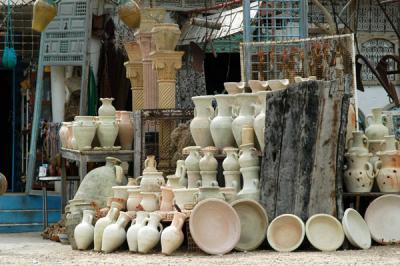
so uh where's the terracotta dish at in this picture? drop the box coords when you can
[189,199,241,255]
[267,214,305,252]
[305,214,344,251]
[365,194,400,244]
[342,208,371,249]
[231,199,268,251]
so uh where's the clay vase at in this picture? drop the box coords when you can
[210,95,236,149]
[190,96,215,147]
[0,172,7,195]
[167,175,183,188]
[72,119,96,151]
[98,98,116,116]
[254,91,268,152]
[224,82,245,95]
[117,0,141,29]
[93,207,120,251]
[195,187,225,202]
[380,135,398,152]
[199,147,218,171]
[138,171,165,192]
[161,212,187,255]
[184,146,201,171]
[65,201,94,250]
[137,213,164,253]
[248,80,268,93]
[237,166,260,201]
[127,188,142,211]
[127,211,149,252]
[96,116,119,149]
[200,171,218,187]
[160,186,174,212]
[347,131,369,155]
[173,160,187,187]
[59,122,71,148]
[66,123,74,149]
[143,155,158,173]
[140,7,166,32]
[223,171,241,193]
[187,171,201,188]
[32,0,57,32]
[117,111,134,150]
[239,144,259,168]
[151,23,181,51]
[232,93,258,146]
[344,153,375,192]
[140,192,160,212]
[366,108,389,141]
[101,212,132,253]
[375,150,400,192]
[223,147,240,171]
[74,210,95,250]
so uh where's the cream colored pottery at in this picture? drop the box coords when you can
[0,172,7,195]
[140,7,166,32]
[138,171,165,192]
[74,210,95,250]
[143,155,158,173]
[93,207,120,251]
[237,166,260,201]
[223,171,241,193]
[342,208,371,249]
[199,146,218,171]
[72,120,96,151]
[232,93,258,146]
[137,213,163,253]
[305,214,344,251]
[375,151,400,192]
[224,82,245,95]
[248,80,268,93]
[66,123,74,148]
[347,131,369,155]
[127,211,149,252]
[184,146,201,171]
[160,186,174,212]
[210,95,236,148]
[241,125,255,146]
[366,108,389,142]
[344,153,375,192]
[239,144,259,168]
[223,147,240,171]
[117,0,140,29]
[381,135,398,152]
[199,171,218,187]
[220,187,237,203]
[254,91,268,151]
[127,188,142,211]
[187,171,201,188]
[151,23,181,51]
[195,187,224,203]
[102,212,132,253]
[232,199,268,251]
[166,175,183,188]
[189,199,241,255]
[98,98,116,116]
[96,116,119,149]
[161,212,187,255]
[267,214,304,252]
[74,116,95,125]
[59,122,71,148]
[294,76,316,83]
[112,186,129,200]
[364,194,400,244]
[174,160,187,187]
[117,111,134,150]
[268,79,289,91]
[190,96,215,147]
[140,192,160,212]
[173,188,198,210]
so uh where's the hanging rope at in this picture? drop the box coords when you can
[2,0,17,69]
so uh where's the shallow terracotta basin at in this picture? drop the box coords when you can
[267,214,305,252]
[305,214,344,251]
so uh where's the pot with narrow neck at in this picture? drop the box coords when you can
[199,147,218,172]
[101,212,132,253]
[223,147,240,171]
[127,211,149,252]
[137,213,163,253]
[347,131,369,155]
[254,91,269,151]
[74,210,95,250]
[237,166,260,201]
[239,144,259,168]
[190,96,215,147]
[344,153,375,192]
[98,98,116,116]
[93,207,120,251]
[210,95,236,148]
[366,108,388,141]
[184,146,202,171]
[232,93,258,147]
[375,150,400,192]
[161,212,187,255]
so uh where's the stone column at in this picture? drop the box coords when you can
[124,41,144,111]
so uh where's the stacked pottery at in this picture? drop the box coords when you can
[375,135,400,192]
[166,174,183,189]
[93,207,120,251]
[194,186,225,202]
[223,147,241,193]
[127,188,142,212]
[232,93,258,147]
[248,80,268,93]
[116,111,134,150]
[237,139,260,201]
[173,187,198,210]
[210,95,236,149]
[74,210,95,250]
[97,98,119,150]
[102,212,132,253]
[365,107,389,155]
[161,212,187,255]
[65,201,95,250]
[72,116,97,150]
[137,212,164,253]
[190,96,215,147]
[199,146,218,187]
[254,91,269,152]
[174,160,187,187]
[127,211,149,252]
[184,146,202,188]
[224,82,245,95]
[59,122,71,148]
[66,123,74,149]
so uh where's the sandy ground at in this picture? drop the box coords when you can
[1,233,400,265]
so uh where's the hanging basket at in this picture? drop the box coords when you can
[2,47,17,69]
[117,0,141,29]
[32,0,58,32]
[2,0,17,69]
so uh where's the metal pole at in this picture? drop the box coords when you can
[42,183,48,229]
[243,0,252,83]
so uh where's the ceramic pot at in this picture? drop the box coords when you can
[380,135,398,152]
[66,123,74,149]
[140,192,160,212]
[174,160,187,187]
[117,0,140,29]
[66,202,94,250]
[199,147,218,171]
[248,80,268,93]
[143,155,158,173]
[117,111,134,150]
[187,171,201,188]
[241,125,255,146]
[160,186,174,212]
[74,210,95,250]
[138,171,165,192]
[305,214,344,251]
[254,91,268,151]
[224,82,245,95]
[195,186,224,203]
[366,108,389,142]
[347,131,369,155]
[72,120,96,151]
[166,175,183,188]
[127,188,142,211]
[190,96,215,147]
[101,212,131,253]
[96,116,119,149]
[268,79,289,90]
[140,7,166,32]
[199,171,218,187]
[173,188,198,210]
[375,151,400,192]
[344,153,375,192]
[151,23,181,51]
[223,147,240,171]
[267,214,305,252]
[210,95,236,148]
[239,144,259,168]
[98,98,116,116]
[223,171,241,192]
[112,186,129,201]
[137,213,163,253]
[232,93,258,146]
[184,146,201,171]
[161,212,187,255]
[220,187,237,203]
[59,122,71,148]
[237,166,260,201]
[0,172,7,195]
[32,0,57,32]
[127,211,149,252]
[93,207,120,251]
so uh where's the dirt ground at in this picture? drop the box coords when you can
[1,233,400,265]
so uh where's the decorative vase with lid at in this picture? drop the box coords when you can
[210,95,236,149]
[137,212,164,253]
[161,212,187,255]
[74,210,95,250]
[344,153,375,192]
[347,131,369,155]
[151,23,181,51]
[237,166,260,201]
[199,146,218,171]
[127,211,149,252]
[184,146,201,171]
[93,207,120,251]
[232,93,258,146]
[254,91,268,151]
[190,96,215,147]
[101,212,132,253]
[98,98,116,116]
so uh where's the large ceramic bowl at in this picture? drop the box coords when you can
[267,214,305,252]
[305,214,344,251]
[231,199,268,251]
[190,199,241,255]
[342,208,371,249]
[365,194,400,244]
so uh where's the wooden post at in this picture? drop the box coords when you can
[134,111,142,178]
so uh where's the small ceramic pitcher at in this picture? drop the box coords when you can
[140,192,160,212]
[160,186,174,212]
[143,155,158,173]
[344,153,375,192]
[127,188,142,211]
[347,131,369,154]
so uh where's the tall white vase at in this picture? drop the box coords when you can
[127,211,149,252]
[137,213,163,253]
[101,212,131,253]
[232,93,258,147]
[254,91,268,152]
[210,94,236,148]
[190,96,215,147]
[93,207,120,251]
[74,210,95,250]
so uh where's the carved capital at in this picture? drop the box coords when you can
[149,51,184,82]
[124,61,144,88]
[136,32,155,59]
[123,41,142,61]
